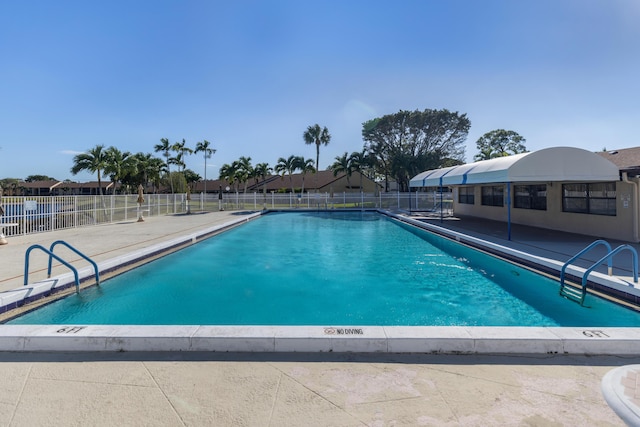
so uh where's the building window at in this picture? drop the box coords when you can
[458,187,474,204]
[481,185,504,207]
[562,183,616,216]
[514,184,547,210]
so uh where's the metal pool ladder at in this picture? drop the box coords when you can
[559,240,638,306]
[24,240,100,293]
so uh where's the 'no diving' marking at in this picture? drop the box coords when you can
[324,327,364,335]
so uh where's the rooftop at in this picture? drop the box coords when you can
[598,147,640,177]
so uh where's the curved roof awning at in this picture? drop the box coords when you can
[410,147,620,187]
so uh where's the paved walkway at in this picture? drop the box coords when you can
[411,213,640,278]
[0,211,245,292]
[0,210,636,425]
[0,352,633,426]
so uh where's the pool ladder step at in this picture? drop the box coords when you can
[24,240,99,293]
[559,239,638,306]
[559,283,585,305]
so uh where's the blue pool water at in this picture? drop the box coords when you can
[8,211,640,326]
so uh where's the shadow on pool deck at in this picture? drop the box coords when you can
[0,351,636,366]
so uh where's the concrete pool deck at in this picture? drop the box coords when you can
[0,351,632,426]
[0,209,639,424]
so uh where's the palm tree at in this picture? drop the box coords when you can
[126,152,163,192]
[348,150,368,192]
[168,155,183,176]
[183,169,201,189]
[194,140,216,194]
[154,138,174,193]
[331,152,354,190]
[275,155,299,194]
[147,156,166,193]
[0,178,18,196]
[171,139,193,173]
[474,147,495,162]
[236,156,253,194]
[104,146,133,194]
[168,139,192,196]
[303,124,331,172]
[295,156,315,195]
[219,162,239,193]
[70,145,109,195]
[253,162,272,200]
[251,162,266,187]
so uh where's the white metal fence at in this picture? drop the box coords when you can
[0,194,188,237]
[198,191,451,213]
[0,192,452,237]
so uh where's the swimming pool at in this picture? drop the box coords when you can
[8,211,640,326]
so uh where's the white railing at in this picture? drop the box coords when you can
[0,192,451,238]
[0,194,186,237]
[197,191,451,212]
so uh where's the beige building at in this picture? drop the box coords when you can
[410,147,639,243]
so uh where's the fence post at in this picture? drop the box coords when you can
[21,198,26,235]
[50,196,55,231]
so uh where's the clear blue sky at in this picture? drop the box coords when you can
[1,0,639,182]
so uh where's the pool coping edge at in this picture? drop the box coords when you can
[0,325,637,354]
